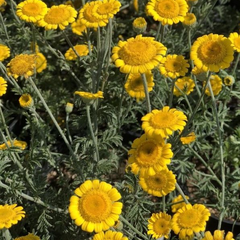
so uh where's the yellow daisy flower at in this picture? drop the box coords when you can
[65,102,74,113]
[141,106,187,139]
[139,168,176,197]
[182,12,196,26]
[190,33,234,72]
[68,179,123,233]
[124,71,154,102]
[78,1,109,28]
[171,204,210,240]
[14,233,40,240]
[127,133,173,176]
[35,52,47,73]
[74,91,103,104]
[148,212,172,239]
[174,77,195,96]
[159,54,190,78]
[133,0,138,12]
[229,32,240,52]
[92,0,121,20]
[202,230,234,240]
[38,4,77,30]
[0,44,10,62]
[16,0,48,23]
[0,0,7,12]
[7,54,36,79]
[224,75,235,86]
[146,0,188,25]
[180,132,196,144]
[0,77,7,97]
[19,94,34,108]
[203,75,222,96]
[71,19,87,36]
[132,17,147,33]
[0,140,27,150]
[92,230,128,240]
[171,195,189,213]
[112,34,167,74]
[65,44,90,60]
[0,204,25,229]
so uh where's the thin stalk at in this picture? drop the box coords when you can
[231,52,240,76]
[2,228,11,240]
[207,81,225,229]
[87,28,92,56]
[175,183,189,204]
[168,77,176,108]
[117,80,126,128]
[155,22,162,42]
[0,13,11,49]
[141,73,152,113]
[162,195,165,212]
[86,105,100,162]
[188,29,194,69]
[66,113,73,144]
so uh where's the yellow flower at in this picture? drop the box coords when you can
[141,106,187,139]
[171,204,210,240]
[127,133,173,176]
[191,65,206,81]
[171,195,189,213]
[7,54,36,79]
[202,230,234,240]
[133,0,138,12]
[0,77,7,97]
[38,4,77,30]
[75,91,103,104]
[65,102,73,113]
[0,204,25,229]
[78,1,108,28]
[0,44,10,62]
[14,233,40,240]
[146,0,188,25]
[65,44,90,60]
[71,19,87,36]
[0,0,7,12]
[139,168,176,197]
[68,179,123,232]
[0,140,27,150]
[35,52,47,73]
[92,0,121,20]
[180,132,196,144]
[16,0,48,23]
[92,230,128,240]
[229,32,240,52]
[19,94,34,108]
[148,212,172,239]
[203,75,222,96]
[112,34,167,74]
[224,75,235,86]
[182,12,196,26]
[174,77,195,96]
[190,33,234,72]
[124,71,154,102]
[132,17,147,33]
[159,54,190,78]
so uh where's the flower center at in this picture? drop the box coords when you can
[130,76,144,91]
[197,41,226,64]
[79,190,112,222]
[136,140,161,166]
[153,218,170,234]
[234,37,240,49]
[150,112,178,129]
[178,209,200,228]
[97,3,113,14]
[146,174,167,189]
[165,58,182,72]
[155,0,179,18]
[44,8,71,24]
[22,3,42,16]
[0,208,15,223]
[118,40,157,65]
[21,95,31,104]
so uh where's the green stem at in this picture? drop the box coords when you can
[2,228,12,240]
[0,13,11,49]
[231,52,240,76]
[168,77,176,108]
[175,183,189,204]
[117,80,126,128]
[66,113,73,144]
[141,73,152,113]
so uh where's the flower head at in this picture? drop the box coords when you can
[174,77,195,96]
[69,179,123,232]
[203,75,222,96]
[182,12,196,26]
[65,102,73,113]
[159,54,190,78]
[16,0,48,23]
[146,0,188,25]
[171,204,210,240]
[74,91,103,104]
[0,204,25,229]
[14,233,40,240]
[229,32,240,52]
[191,33,234,72]
[133,0,138,12]
[65,44,90,60]
[38,4,77,30]
[35,52,47,73]
[141,106,187,139]
[71,19,87,36]
[180,132,196,144]
[124,71,154,102]
[132,17,147,34]
[224,75,235,86]
[19,94,34,108]
[0,0,7,11]
[112,34,167,74]
[0,77,7,97]
[127,133,173,176]
[7,54,36,79]
[92,230,128,240]
[148,212,172,239]
[0,140,27,150]
[171,195,189,213]
[202,230,234,240]
[0,44,10,62]
[139,168,176,197]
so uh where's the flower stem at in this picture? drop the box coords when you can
[141,73,152,113]
[0,13,11,49]
[168,77,176,108]
[2,228,12,240]
[175,183,189,204]
[231,52,240,76]
[66,113,73,144]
